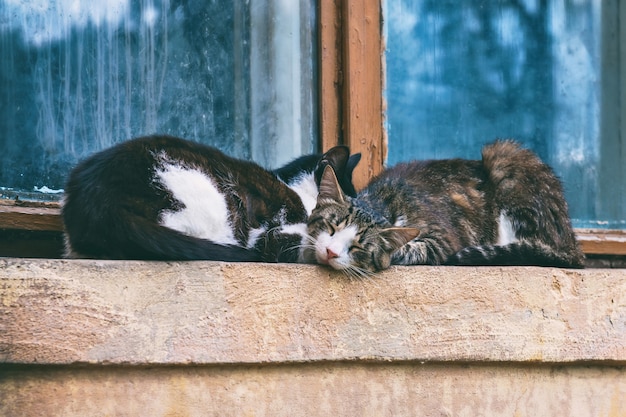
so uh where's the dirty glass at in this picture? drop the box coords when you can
[385,0,625,229]
[0,0,317,196]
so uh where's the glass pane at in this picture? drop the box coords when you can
[0,0,317,196]
[385,0,625,229]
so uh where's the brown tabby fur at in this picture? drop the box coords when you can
[304,140,584,276]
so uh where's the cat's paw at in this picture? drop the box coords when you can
[446,245,496,265]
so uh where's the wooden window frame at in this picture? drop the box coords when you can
[0,0,624,259]
[319,0,384,190]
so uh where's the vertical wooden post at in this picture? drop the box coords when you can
[318,0,385,190]
[318,0,344,152]
[342,0,384,190]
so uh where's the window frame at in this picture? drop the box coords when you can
[0,0,624,259]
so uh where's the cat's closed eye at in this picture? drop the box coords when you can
[348,244,363,253]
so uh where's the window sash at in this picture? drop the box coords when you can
[1,0,624,258]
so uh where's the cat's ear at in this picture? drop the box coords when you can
[347,153,362,173]
[340,153,362,197]
[317,146,361,198]
[321,146,361,176]
[318,165,345,203]
[380,227,420,250]
[319,146,350,172]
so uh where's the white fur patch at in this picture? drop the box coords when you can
[247,227,266,249]
[155,162,237,245]
[286,172,318,215]
[497,211,517,245]
[280,222,310,262]
[315,225,358,270]
[280,222,308,237]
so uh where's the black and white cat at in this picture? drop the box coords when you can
[62,135,360,262]
[304,140,585,276]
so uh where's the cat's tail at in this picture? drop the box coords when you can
[65,213,262,262]
[446,240,585,268]
[480,140,585,267]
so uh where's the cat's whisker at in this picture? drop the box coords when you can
[346,270,363,282]
[289,244,317,253]
[341,264,376,284]
[285,234,318,251]
[264,225,284,236]
[296,233,318,246]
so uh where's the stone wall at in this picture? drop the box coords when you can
[1,259,625,416]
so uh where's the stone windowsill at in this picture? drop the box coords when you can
[1,258,624,366]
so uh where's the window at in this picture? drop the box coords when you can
[0,0,317,195]
[0,0,624,260]
[385,0,625,231]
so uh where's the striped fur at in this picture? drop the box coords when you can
[305,140,584,274]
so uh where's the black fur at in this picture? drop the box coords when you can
[62,135,359,262]
[274,151,361,197]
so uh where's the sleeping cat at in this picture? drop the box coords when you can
[304,140,585,275]
[62,134,360,262]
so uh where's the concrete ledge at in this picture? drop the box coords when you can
[2,363,625,417]
[2,259,626,416]
[1,258,625,365]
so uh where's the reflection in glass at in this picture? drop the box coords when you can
[385,0,624,228]
[0,0,317,192]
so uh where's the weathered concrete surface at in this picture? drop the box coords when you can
[1,363,625,417]
[1,259,625,416]
[1,258,624,365]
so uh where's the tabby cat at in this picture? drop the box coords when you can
[62,135,360,262]
[304,140,585,276]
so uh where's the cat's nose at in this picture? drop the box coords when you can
[326,248,339,259]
